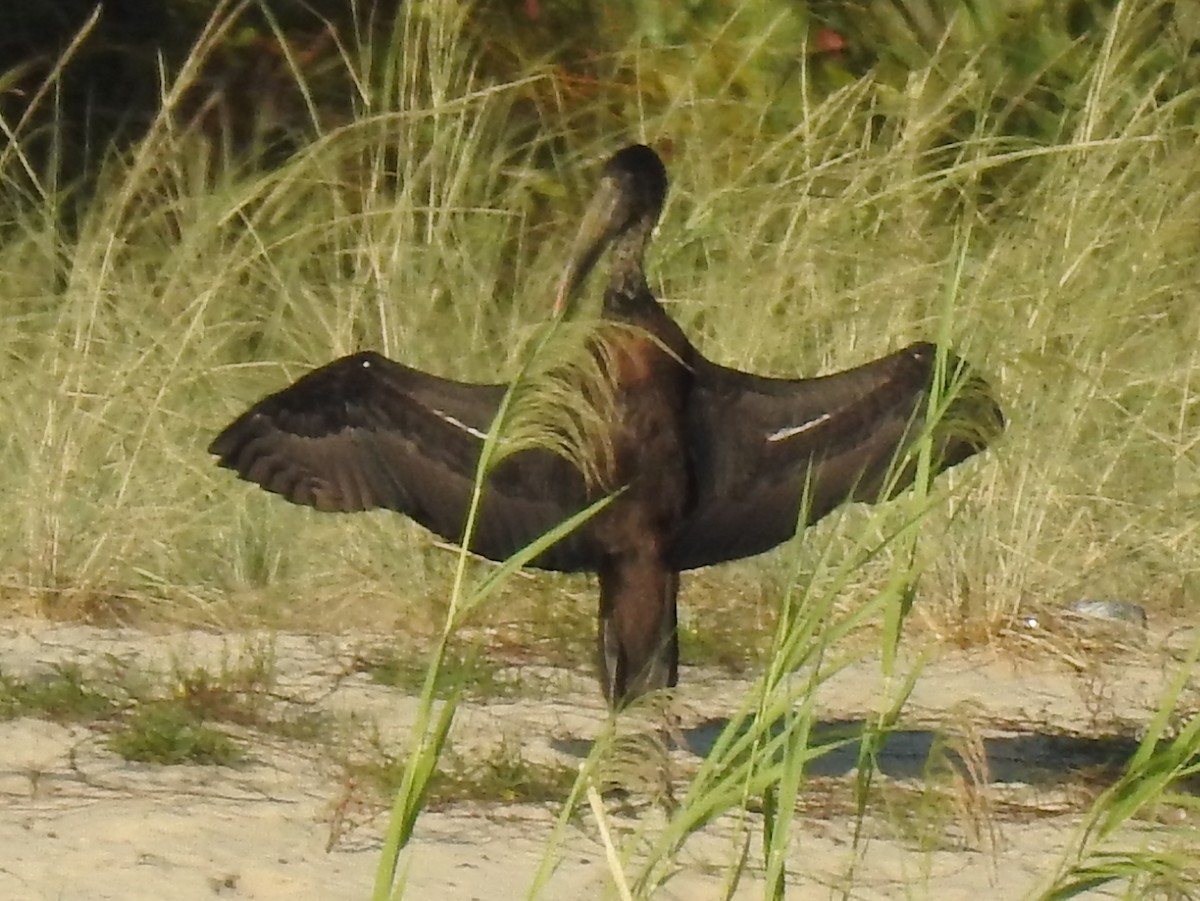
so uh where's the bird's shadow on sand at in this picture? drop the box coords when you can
[553,716,1192,789]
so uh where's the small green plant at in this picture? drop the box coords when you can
[425,748,577,808]
[346,731,579,811]
[103,652,326,765]
[167,657,329,743]
[0,662,118,721]
[0,651,327,767]
[356,645,524,700]
[107,702,246,766]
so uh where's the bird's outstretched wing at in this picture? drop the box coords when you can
[668,342,1003,570]
[208,351,602,572]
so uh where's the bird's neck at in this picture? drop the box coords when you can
[602,222,658,322]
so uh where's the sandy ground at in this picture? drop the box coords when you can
[0,616,1191,900]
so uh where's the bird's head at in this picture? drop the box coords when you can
[554,144,668,317]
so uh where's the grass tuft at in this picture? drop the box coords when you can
[355,644,526,700]
[0,662,117,722]
[108,703,247,767]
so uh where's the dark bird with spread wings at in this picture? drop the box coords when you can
[209,144,1004,707]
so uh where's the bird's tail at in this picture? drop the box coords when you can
[597,562,679,708]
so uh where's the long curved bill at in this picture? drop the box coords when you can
[553,174,626,317]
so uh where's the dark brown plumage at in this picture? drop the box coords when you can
[210,144,1004,707]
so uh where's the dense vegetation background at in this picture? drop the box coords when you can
[4,0,1193,185]
[1,0,1198,645]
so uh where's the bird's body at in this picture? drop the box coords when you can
[576,250,695,702]
[210,144,1003,707]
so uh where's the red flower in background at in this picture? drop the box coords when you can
[812,26,847,59]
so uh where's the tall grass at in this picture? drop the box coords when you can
[2,1,1199,898]
[2,2,1197,632]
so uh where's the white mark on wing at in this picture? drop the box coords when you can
[767,413,832,443]
[431,408,493,442]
